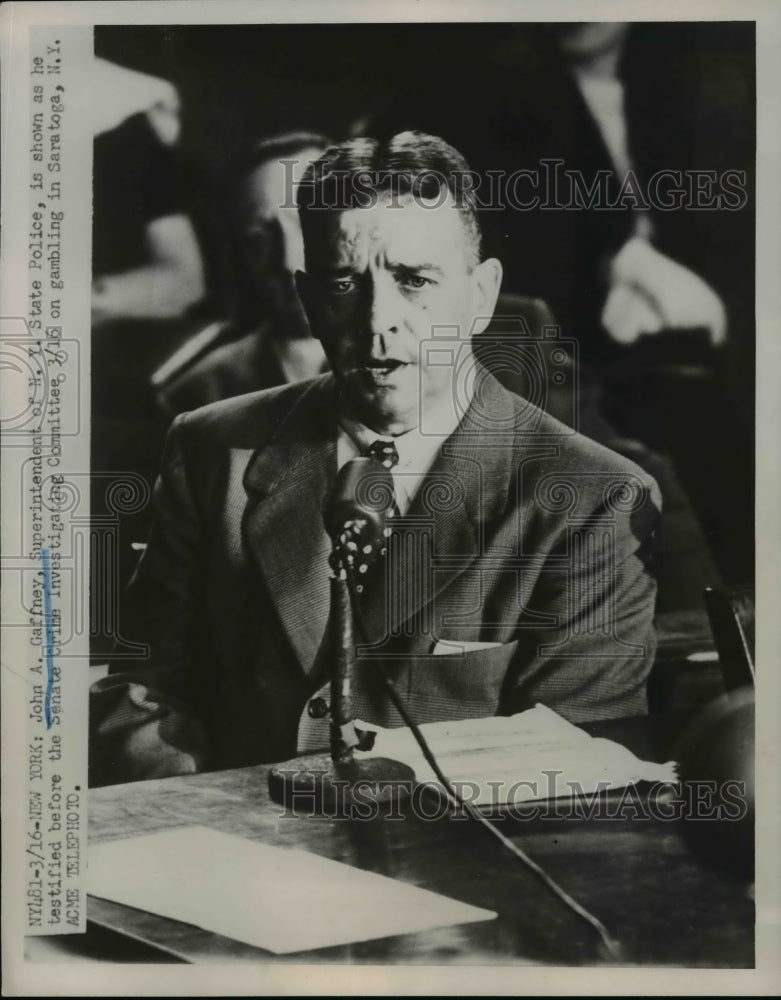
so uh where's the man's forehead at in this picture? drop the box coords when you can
[307,192,471,265]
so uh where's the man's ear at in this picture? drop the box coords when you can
[294,270,320,339]
[468,257,503,337]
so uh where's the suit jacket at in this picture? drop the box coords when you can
[90,372,661,784]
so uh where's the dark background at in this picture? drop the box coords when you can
[94,22,754,157]
[95,22,755,320]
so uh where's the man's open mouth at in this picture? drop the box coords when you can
[361,359,408,377]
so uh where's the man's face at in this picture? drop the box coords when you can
[239,148,322,303]
[297,193,501,435]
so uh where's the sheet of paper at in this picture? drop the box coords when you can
[356,704,678,806]
[87,826,495,954]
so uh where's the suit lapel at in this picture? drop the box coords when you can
[243,377,337,676]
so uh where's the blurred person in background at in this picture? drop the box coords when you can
[154,132,330,415]
[91,58,205,331]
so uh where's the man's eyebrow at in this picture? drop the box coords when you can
[393,262,445,276]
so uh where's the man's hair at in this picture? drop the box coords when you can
[232,130,332,182]
[297,131,483,267]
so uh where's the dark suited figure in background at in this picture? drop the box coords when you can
[370,22,754,583]
[155,133,329,415]
[90,132,661,785]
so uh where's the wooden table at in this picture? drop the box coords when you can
[77,714,754,967]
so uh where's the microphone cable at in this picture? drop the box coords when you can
[345,565,622,963]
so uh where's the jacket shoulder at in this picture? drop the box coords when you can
[174,374,332,450]
[517,393,654,472]
[504,391,662,516]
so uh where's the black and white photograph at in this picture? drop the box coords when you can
[1,1,779,994]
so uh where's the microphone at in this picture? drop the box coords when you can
[321,457,394,759]
[268,454,414,812]
[323,456,395,551]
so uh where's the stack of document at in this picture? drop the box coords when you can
[356,704,678,807]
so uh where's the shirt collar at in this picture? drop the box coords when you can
[336,385,471,471]
[336,385,474,514]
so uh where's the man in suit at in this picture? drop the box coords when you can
[90,132,661,785]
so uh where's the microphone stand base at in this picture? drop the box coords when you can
[268,753,415,814]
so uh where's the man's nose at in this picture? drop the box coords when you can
[368,272,402,338]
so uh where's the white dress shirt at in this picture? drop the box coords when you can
[336,391,472,515]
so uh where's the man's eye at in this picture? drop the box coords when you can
[330,278,356,295]
[400,274,430,290]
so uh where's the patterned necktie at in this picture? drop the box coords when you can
[363,438,400,519]
[335,438,400,597]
